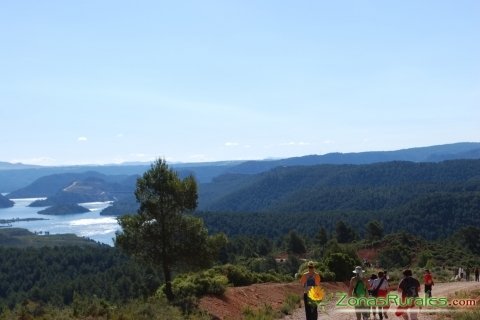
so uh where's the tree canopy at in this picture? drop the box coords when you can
[115,159,226,301]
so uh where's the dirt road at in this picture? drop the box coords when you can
[282,281,480,320]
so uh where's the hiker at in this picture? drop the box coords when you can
[349,266,369,320]
[371,271,389,320]
[423,269,434,298]
[397,269,420,320]
[300,261,321,320]
[368,274,378,319]
[475,267,479,282]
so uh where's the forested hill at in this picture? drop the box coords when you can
[198,159,480,213]
[1,142,479,193]
[0,194,14,208]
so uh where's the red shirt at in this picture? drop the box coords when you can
[424,273,433,285]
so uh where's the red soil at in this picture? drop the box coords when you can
[199,281,348,320]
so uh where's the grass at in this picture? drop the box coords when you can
[280,293,301,315]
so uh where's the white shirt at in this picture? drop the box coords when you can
[372,277,389,291]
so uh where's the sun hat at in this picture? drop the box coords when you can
[353,266,364,275]
[307,261,315,267]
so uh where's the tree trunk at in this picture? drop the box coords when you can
[163,262,174,301]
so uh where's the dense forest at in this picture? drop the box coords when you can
[197,191,480,240]
[0,244,162,310]
[199,159,480,212]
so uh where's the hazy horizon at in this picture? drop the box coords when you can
[2,140,479,167]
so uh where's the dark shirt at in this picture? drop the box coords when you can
[398,276,420,297]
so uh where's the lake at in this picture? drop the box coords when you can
[0,198,120,246]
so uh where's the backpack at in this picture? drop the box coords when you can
[353,278,366,296]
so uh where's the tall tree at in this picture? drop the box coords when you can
[365,220,384,241]
[335,220,356,243]
[115,159,226,301]
[314,227,328,246]
[287,230,306,254]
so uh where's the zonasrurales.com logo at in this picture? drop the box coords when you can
[336,293,449,308]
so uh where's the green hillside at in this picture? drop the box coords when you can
[198,159,480,212]
[0,228,101,247]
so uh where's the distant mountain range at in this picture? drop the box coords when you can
[1,143,478,217]
[223,142,480,174]
[1,142,479,194]
[0,161,41,170]
[2,142,480,241]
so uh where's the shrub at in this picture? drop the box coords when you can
[324,253,357,281]
[280,294,301,315]
[170,269,229,298]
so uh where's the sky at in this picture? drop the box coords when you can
[1,1,479,166]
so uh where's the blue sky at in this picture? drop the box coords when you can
[1,1,479,165]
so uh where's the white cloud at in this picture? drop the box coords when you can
[224,142,240,147]
[11,157,57,165]
[77,136,88,142]
[280,141,311,146]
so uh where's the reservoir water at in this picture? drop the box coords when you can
[0,198,120,246]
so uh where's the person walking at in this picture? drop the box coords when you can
[349,266,369,320]
[372,271,389,320]
[475,267,479,282]
[423,269,434,298]
[397,269,421,320]
[300,261,321,320]
[368,274,378,319]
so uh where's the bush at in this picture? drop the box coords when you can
[324,253,357,281]
[170,269,229,298]
[242,304,277,320]
[280,294,301,315]
[213,264,256,286]
[379,244,411,269]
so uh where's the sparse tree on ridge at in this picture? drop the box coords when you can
[365,220,384,241]
[335,220,356,243]
[287,230,306,254]
[314,226,328,246]
[115,158,226,302]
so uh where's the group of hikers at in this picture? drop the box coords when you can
[454,266,480,281]
[300,261,435,320]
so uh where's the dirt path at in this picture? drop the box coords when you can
[282,281,480,320]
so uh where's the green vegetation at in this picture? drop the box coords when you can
[0,245,162,310]
[0,296,210,320]
[242,304,277,320]
[3,158,480,318]
[116,159,227,302]
[0,228,100,248]
[280,294,302,316]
